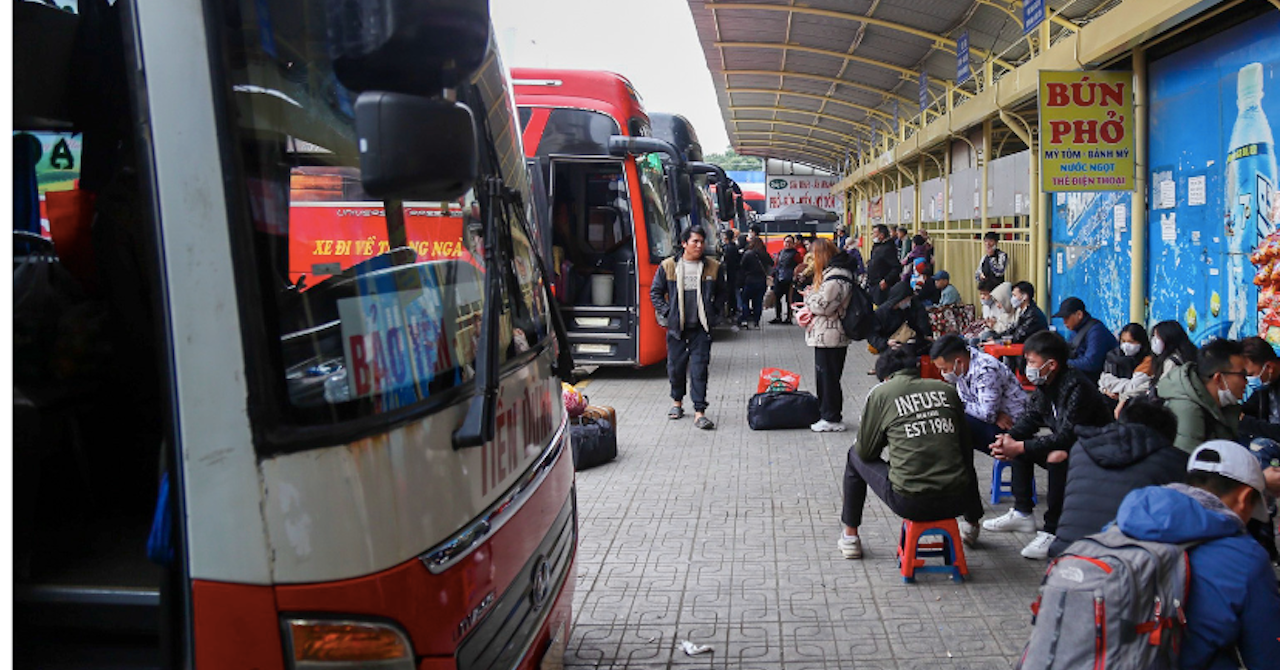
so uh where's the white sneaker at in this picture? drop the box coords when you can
[837,535,863,559]
[810,419,847,432]
[1021,531,1056,560]
[981,509,1037,533]
[959,519,980,547]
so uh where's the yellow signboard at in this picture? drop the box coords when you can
[1038,71,1135,192]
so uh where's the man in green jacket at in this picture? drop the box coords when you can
[838,349,985,559]
[1156,338,1248,453]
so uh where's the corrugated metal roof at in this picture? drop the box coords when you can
[688,0,1117,170]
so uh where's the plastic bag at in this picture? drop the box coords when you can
[757,367,800,393]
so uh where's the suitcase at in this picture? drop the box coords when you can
[747,390,821,430]
[571,417,617,471]
[580,404,617,429]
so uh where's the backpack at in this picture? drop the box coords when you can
[1016,525,1197,670]
[828,274,875,341]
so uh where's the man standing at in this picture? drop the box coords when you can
[895,226,911,262]
[838,349,985,558]
[983,331,1113,559]
[1156,338,1248,452]
[866,224,901,304]
[650,226,726,430]
[1052,296,1118,383]
[929,335,1029,448]
[974,231,1008,285]
[1111,441,1280,669]
[719,229,741,326]
[1240,335,1280,442]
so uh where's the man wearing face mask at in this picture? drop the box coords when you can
[1156,338,1247,453]
[983,331,1113,559]
[1051,297,1118,384]
[867,281,933,358]
[1240,336,1280,443]
[992,281,1048,344]
[930,335,1029,448]
[865,224,902,305]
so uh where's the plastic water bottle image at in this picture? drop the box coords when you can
[1226,62,1277,339]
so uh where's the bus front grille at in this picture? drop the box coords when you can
[455,492,576,670]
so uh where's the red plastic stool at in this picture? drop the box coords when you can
[897,519,969,583]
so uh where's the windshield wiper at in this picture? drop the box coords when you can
[453,176,503,449]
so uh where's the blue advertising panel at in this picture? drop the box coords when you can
[1023,0,1044,34]
[1147,13,1280,345]
[1050,191,1134,335]
[919,71,929,113]
[957,32,971,85]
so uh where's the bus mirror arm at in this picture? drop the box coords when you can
[607,136,684,167]
[454,177,504,449]
[688,162,735,222]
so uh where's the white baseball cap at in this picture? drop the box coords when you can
[1188,440,1269,522]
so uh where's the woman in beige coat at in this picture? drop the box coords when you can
[798,239,856,432]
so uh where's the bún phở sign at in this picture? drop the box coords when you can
[1039,71,1135,192]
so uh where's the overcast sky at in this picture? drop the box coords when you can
[490,0,732,154]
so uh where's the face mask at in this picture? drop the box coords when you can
[1245,375,1264,402]
[981,297,994,307]
[1011,295,1024,309]
[1120,342,1141,357]
[1151,336,1165,356]
[1026,361,1051,386]
[942,361,968,384]
[1217,385,1240,408]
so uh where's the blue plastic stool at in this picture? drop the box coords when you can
[990,459,1037,505]
[897,519,968,583]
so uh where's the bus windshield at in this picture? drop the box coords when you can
[216,0,549,431]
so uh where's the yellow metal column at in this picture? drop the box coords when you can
[1131,46,1149,324]
[980,118,991,230]
[943,142,951,231]
[915,160,924,234]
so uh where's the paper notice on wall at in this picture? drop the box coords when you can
[1192,230,1201,244]
[1188,175,1206,206]
[1056,250,1065,274]
[1159,180,1176,209]
[1114,204,1128,233]
[948,198,954,215]
[1160,212,1177,242]
[1056,193,1066,205]
[1209,267,1220,276]
[1015,193,1024,213]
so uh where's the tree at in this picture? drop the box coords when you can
[705,148,763,171]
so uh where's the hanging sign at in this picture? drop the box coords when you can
[956,32,971,85]
[1024,0,1045,33]
[918,72,928,113]
[1038,70,1135,192]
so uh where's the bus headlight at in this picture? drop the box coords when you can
[285,619,414,669]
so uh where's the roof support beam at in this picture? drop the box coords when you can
[723,69,916,107]
[731,119,863,146]
[734,128,851,152]
[729,105,874,135]
[708,2,1014,71]
[727,87,895,122]
[715,42,975,97]
[737,141,842,162]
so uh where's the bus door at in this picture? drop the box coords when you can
[547,155,649,364]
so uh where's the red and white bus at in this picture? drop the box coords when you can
[14,1,575,667]
[513,70,733,367]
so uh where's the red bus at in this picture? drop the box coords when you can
[514,69,673,367]
[14,1,575,667]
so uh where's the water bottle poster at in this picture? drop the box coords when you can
[1148,12,1280,345]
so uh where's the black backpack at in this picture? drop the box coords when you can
[828,274,875,341]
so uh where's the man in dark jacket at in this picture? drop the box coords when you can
[1112,441,1280,670]
[993,281,1048,344]
[719,230,741,324]
[769,235,799,324]
[650,226,726,430]
[1052,297,1118,383]
[984,331,1113,559]
[838,349,985,558]
[1047,399,1188,557]
[1240,335,1280,443]
[867,281,933,359]
[865,224,901,304]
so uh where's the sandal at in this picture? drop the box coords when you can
[668,405,685,420]
[694,416,715,430]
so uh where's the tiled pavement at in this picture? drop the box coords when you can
[564,322,1049,669]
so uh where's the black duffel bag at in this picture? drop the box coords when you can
[571,416,617,470]
[747,390,821,430]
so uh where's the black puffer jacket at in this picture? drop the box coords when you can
[1048,423,1187,556]
[867,282,933,356]
[1008,368,1113,459]
[866,240,901,291]
[995,303,1049,344]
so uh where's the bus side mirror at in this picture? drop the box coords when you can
[671,166,693,219]
[687,162,735,222]
[354,91,478,201]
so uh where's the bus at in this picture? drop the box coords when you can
[512,69,671,367]
[14,1,576,667]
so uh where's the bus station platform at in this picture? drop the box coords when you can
[564,323,1048,669]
